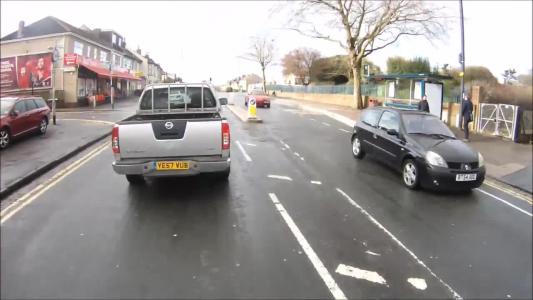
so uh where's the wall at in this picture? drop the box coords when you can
[278,91,357,108]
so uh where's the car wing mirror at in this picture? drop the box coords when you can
[10,111,18,117]
[219,98,228,105]
[386,128,399,136]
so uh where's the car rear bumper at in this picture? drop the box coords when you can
[419,163,486,191]
[112,157,230,177]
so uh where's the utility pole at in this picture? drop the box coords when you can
[109,60,114,110]
[459,0,466,103]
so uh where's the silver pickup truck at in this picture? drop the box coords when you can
[111,83,230,184]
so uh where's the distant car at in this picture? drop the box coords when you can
[245,90,270,108]
[351,107,485,191]
[0,96,50,149]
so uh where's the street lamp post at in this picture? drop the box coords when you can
[459,0,466,102]
[109,62,114,110]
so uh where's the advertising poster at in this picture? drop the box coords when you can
[1,57,18,90]
[17,53,52,89]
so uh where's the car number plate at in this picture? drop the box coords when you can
[456,173,477,181]
[156,161,189,170]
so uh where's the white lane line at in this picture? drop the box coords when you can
[475,188,532,217]
[300,157,305,161]
[407,278,428,290]
[309,118,317,121]
[311,181,322,185]
[1,142,109,224]
[244,143,257,147]
[335,188,462,300]
[294,152,301,157]
[235,141,252,162]
[267,175,293,181]
[335,264,387,285]
[269,193,346,300]
[280,140,291,149]
[322,122,331,127]
[338,128,351,133]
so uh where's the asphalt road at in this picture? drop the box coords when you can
[1,93,531,299]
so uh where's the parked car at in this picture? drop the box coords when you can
[245,90,270,108]
[350,107,485,191]
[0,96,50,149]
[111,83,230,184]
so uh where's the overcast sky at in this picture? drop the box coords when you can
[1,1,531,84]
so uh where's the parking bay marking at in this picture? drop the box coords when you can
[1,142,109,224]
[335,188,463,300]
[475,188,532,217]
[235,140,252,162]
[268,193,347,300]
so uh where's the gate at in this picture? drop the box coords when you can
[478,103,519,140]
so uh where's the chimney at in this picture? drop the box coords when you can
[17,21,24,38]
[136,47,141,55]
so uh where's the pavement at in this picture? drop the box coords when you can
[1,92,531,299]
[274,96,533,194]
[0,96,138,199]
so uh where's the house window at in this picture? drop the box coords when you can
[93,48,97,59]
[87,46,91,58]
[100,51,108,63]
[74,41,84,55]
[112,34,117,45]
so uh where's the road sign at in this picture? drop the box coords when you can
[248,97,257,118]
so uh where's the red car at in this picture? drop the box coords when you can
[0,96,50,149]
[245,90,271,108]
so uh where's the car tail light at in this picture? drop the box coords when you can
[111,124,120,153]
[222,120,230,150]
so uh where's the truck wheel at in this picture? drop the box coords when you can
[126,175,145,185]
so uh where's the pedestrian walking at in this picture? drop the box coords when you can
[418,95,430,113]
[461,94,474,141]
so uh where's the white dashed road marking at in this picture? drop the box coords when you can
[338,128,351,133]
[322,122,331,127]
[335,188,462,300]
[311,181,322,185]
[269,193,347,300]
[244,143,257,147]
[335,264,387,285]
[235,140,252,162]
[267,175,293,181]
[407,278,428,290]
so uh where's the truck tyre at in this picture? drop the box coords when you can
[126,175,145,185]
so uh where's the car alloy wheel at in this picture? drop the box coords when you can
[0,129,10,149]
[351,136,364,159]
[403,160,419,189]
[39,119,48,134]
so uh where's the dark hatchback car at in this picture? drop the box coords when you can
[0,96,50,149]
[351,107,485,191]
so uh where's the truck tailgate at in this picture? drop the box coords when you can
[119,119,222,159]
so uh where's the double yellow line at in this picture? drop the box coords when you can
[0,142,110,224]
[484,179,533,205]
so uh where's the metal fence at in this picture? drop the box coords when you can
[267,84,378,96]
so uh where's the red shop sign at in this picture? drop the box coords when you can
[63,53,78,66]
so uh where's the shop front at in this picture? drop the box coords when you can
[64,53,141,106]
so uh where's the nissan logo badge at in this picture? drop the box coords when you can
[464,164,471,170]
[165,121,174,130]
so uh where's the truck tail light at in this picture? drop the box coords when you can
[222,120,230,150]
[111,124,120,153]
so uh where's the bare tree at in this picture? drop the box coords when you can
[281,0,446,108]
[282,48,321,84]
[241,37,275,92]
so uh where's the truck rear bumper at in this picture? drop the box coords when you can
[112,158,230,177]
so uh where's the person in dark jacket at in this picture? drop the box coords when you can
[461,94,474,141]
[418,95,430,113]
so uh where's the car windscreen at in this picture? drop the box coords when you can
[402,114,455,137]
[0,99,15,115]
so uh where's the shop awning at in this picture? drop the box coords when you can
[79,63,141,81]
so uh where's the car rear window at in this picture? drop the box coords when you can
[34,98,48,108]
[24,99,38,111]
[360,109,382,127]
[139,86,216,111]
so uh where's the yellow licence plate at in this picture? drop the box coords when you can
[156,161,190,170]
